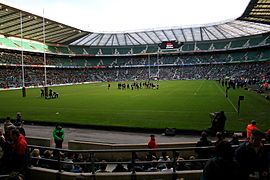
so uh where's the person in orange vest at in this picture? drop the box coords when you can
[246,120,259,139]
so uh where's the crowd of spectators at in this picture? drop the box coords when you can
[0,48,269,67]
[1,49,270,89]
[0,115,27,179]
[0,62,269,89]
[26,128,270,180]
[0,112,270,179]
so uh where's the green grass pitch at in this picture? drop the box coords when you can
[0,80,269,132]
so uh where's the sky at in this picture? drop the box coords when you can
[1,0,251,32]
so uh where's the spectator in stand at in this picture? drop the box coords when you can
[202,141,240,180]
[173,152,191,170]
[143,152,157,170]
[127,152,144,172]
[52,124,64,149]
[3,117,13,134]
[1,60,270,87]
[1,122,16,174]
[112,159,128,172]
[214,132,224,146]
[195,131,213,159]
[0,127,5,171]
[30,148,41,167]
[39,150,58,169]
[0,127,5,146]
[265,129,270,144]
[62,152,75,172]
[229,134,240,146]
[96,160,109,173]
[10,128,28,173]
[161,162,173,172]
[185,155,203,170]
[157,151,170,170]
[39,150,56,169]
[264,81,268,90]
[246,120,259,139]
[72,153,84,173]
[175,157,189,170]
[146,160,160,172]
[235,130,268,180]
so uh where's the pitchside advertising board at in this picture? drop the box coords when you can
[158,41,184,49]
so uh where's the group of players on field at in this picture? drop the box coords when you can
[40,88,59,99]
[108,81,159,90]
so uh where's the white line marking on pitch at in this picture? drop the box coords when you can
[215,82,238,112]
[193,81,204,95]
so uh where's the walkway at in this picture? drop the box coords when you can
[21,124,201,146]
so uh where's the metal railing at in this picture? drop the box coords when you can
[27,145,223,174]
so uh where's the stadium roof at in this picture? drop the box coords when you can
[1,0,270,46]
[239,0,270,25]
[71,20,270,46]
[0,3,88,44]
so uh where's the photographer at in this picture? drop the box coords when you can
[209,111,226,136]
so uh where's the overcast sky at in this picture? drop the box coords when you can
[1,0,250,32]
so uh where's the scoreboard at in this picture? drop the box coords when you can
[158,41,183,49]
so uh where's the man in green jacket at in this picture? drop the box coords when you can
[52,124,64,148]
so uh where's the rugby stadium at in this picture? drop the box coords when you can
[1,0,270,179]
[0,0,270,133]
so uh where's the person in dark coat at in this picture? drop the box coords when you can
[195,131,213,159]
[202,141,240,180]
[235,130,268,180]
[112,159,128,172]
[209,111,226,135]
[229,134,240,146]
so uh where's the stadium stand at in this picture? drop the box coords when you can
[0,37,18,49]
